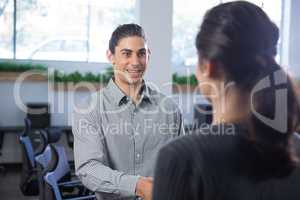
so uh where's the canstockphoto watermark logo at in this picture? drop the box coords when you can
[250,69,288,133]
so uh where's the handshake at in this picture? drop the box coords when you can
[136,177,153,200]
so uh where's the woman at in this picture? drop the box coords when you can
[153,1,300,200]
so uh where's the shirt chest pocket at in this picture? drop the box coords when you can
[143,118,179,148]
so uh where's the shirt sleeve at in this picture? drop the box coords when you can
[72,98,140,198]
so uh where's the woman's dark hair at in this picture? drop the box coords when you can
[196,1,300,177]
[109,23,146,54]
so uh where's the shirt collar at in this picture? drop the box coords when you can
[139,83,152,103]
[106,78,153,106]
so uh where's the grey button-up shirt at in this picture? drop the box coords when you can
[72,79,184,200]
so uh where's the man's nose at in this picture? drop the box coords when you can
[131,54,140,66]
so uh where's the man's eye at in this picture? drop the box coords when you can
[123,52,131,57]
[139,52,146,57]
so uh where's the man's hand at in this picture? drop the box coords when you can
[135,177,153,200]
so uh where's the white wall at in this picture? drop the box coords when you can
[0,80,97,126]
[136,0,173,95]
[288,0,300,78]
[0,81,48,126]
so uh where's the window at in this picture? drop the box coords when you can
[221,0,282,62]
[172,0,283,74]
[27,39,89,61]
[0,0,136,62]
[172,0,220,74]
[0,0,13,59]
[88,0,136,62]
[221,0,282,27]
[16,0,88,60]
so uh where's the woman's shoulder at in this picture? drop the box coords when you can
[159,123,246,163]
[183,123,241,146]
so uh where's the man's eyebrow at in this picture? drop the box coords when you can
[138,48,147,52]
[120,49,132,52]
[120,48,146,52]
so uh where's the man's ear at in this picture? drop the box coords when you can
[147,48,151,60]
[106,50,115,65]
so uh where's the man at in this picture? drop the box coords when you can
[72,23,184,200]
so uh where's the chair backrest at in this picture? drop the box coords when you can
[52,145,71,180]
[19,118,35,168]
[43,143,95,200]
[35,128,62,200]
[46,127,62,143]
[20,136,36,168]
[19,118,39,196]
[35,145,52,170]
[44,144,71,200]
[293,132,300,156]
[23,118,31,136]
[35,145,52,200]
[35,128,63,170]
[35,129,49,156]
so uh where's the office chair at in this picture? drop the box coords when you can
[19,118,39,195]
[43,144,95,200]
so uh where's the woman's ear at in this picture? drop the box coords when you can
[202,59,215,78]
[196,58,211,82]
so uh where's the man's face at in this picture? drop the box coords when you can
[108,36,150,86]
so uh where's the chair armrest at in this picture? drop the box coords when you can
[58,180,82,187]
[66,194,96,200]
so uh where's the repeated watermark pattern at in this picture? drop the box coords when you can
[13,68,290,134]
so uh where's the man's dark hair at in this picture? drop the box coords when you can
[109,23,146,54]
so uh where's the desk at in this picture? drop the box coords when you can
[0,127,23,156]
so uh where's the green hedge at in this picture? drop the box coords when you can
[0,62,47,72]
[51,67,113,83]
[172,73,198,86]
[0,62,199,85]
[54,70,198,85]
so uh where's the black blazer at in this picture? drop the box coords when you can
[153,124,300,200]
